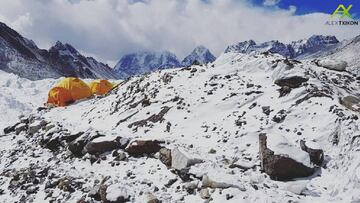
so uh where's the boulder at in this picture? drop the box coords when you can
[28,120,47,135]
[259,134,315,180]
[340,95,360,113]
[15,123,28,135]
[199,188,210,199]
[171,147,203,170]
[316,59,347,71]
[201,175,241,189]
[3,122,20,134]
[274,76,308,88]
[300,140,324,166]
[68,131,104,157]
[126,140,162,157]
[83,137,129,155]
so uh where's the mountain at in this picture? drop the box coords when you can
[0,22,119,80]
[114,50,181,78]
[181,45,216,66]
[225,35,340,59]
[1,50,360,202]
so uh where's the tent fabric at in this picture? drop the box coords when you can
[47,87,74,107]
[55,77,92,100]
[89,79,113,95]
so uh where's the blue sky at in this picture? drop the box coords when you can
[252,0,359,18]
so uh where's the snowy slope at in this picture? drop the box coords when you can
[1,51,359,202]
[181,46,216,66]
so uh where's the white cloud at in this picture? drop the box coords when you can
[263,0,280,6]
[0,0,359,65]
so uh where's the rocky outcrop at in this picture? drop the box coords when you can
[340,95,360,113]
[300,140,324,166]
[274,76,308,88]
[259,134,315,180]
[125,140,162,157]
[83,137,130,155]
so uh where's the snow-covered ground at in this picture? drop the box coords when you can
[0,70,57,130]
[0,52,360,202]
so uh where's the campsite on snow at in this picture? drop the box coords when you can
[1,10,360,203]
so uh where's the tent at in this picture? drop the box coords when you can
[89,79,113,95]
[47,77,92,107]
[47,87,74,107]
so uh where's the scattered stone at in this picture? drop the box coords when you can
[202,175,242,189]
[262,106,271,116]
[126,140,162,157]
[275,76,308,88]
[259,134,314,180]
[28,120,47,135]
[3,122,20,134]
[171,147,203,170]
[146,193,161,203]
[200,188,210,199]
[15,123,27,135]
[300,140,324,166]
[272,110,287,123]
[208,149,216,154]
[165,178,177,188]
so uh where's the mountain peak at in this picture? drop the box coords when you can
[182,45,216,66]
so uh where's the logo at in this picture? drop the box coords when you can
[326,4,358,26]
[331,4,353,19]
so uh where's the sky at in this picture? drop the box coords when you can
[0,0,359,67]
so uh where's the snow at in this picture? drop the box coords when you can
[106,184,130,201]
[1,41,360,202]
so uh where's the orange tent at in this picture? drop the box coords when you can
[46,77,92,107]
[47,87,74,107]
[89,79,113,95]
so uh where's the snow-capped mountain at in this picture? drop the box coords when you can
[1,49,360,202]
[225,35,340,59]
[114,51,181,78]
[181,45,216,66]
[0,22,119,80]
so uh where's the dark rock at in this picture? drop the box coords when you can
[300,140,324,166]
[274,76,308,88]
[278,86,292,97]
[272,110,287,123]
[83,136,129,155]
[262,106,271,115]
[126,140,162,157]
[3,122,20,134]
[68,132,104,157]
[259,134,314,181]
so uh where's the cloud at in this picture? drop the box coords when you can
[263,0,280,6]
[0,0,359,65]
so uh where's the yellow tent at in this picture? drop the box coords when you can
[55,77,92,100]
[47,87,74,107]
[46,77,92,107]
[89,79,113,95]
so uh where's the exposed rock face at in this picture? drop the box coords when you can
[83,137,129,155]
[274,76,309,88]
[259,134,315,180]
[340,95,360,112]
[300,140,324,166]
[125,140,162,157]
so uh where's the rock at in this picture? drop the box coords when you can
[274,76,308,88]
[201,175,241,189]
[105,184,131,203]
[28,120,47,135]
[171,147,203,170]
[126,140,162,157]
[114,152,127,161]
[300,140,324,166]
[316,59,347,71]
[68,131,104,157]
[208,148,216,154]
[83,140,120,155]
[15,123,27,135]
[3,122,20,134]
[340,95,360,112]
[88,185,101,201]
[159,148,172,167]
[200,188,210,199]
[146,193,161,203]
[26,186,38,194]
[262,106,271,116]
[272,110,287,123]
[259,134,315,181]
